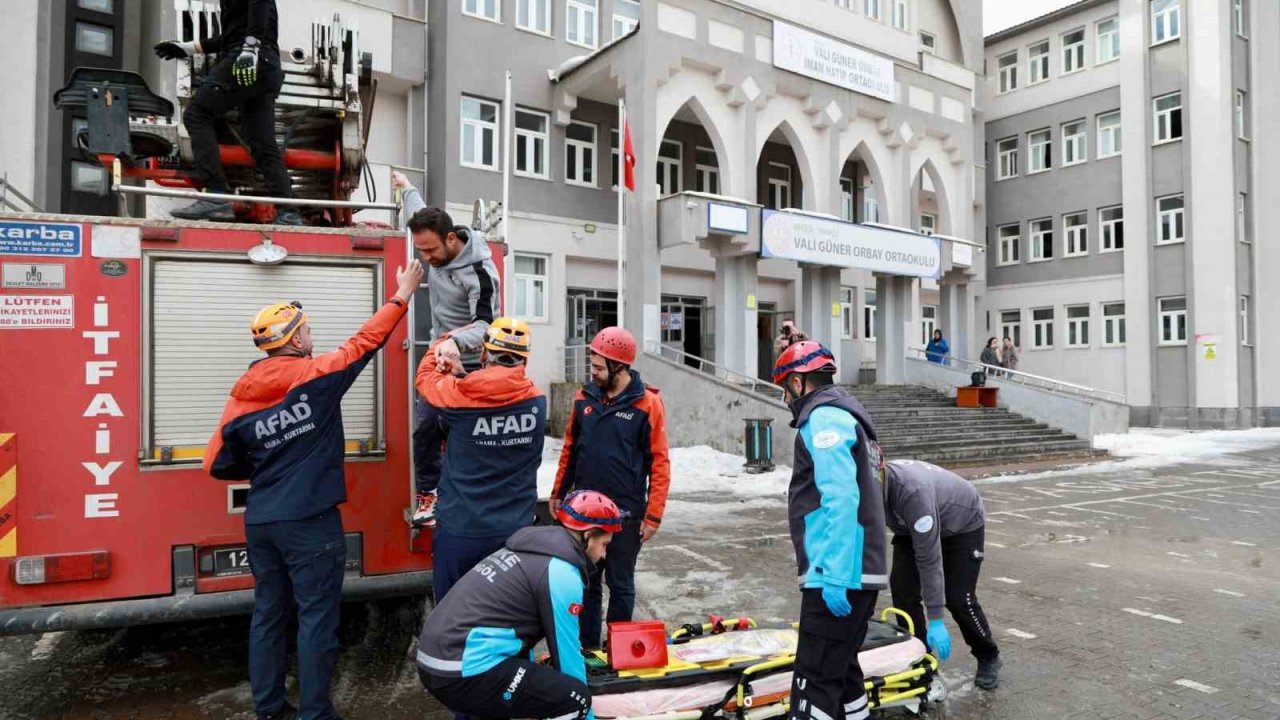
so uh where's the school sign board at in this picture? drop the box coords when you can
[772,21,896,102]
[761,210,941,279]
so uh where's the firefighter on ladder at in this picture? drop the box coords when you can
[205,259,424,720]
[154,0,302,225]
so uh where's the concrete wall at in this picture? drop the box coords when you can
[903,358,1128,441]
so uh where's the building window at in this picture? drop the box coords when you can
[513,253,549,322]
[841,287,855,340]
[463,0,500,22]
[865,0,881,21]
[75,22,114,55]
[862,192,879,223]
[1156,195,1184,244]
[1032,308,1054,349]
[460,96,500,170]
[1100,206,1124,251]
[657,139,681,195]
[1237,193,1248,243]
[517,0,550,34]
[920,31,936,54]
[1028,129,1051,174]
[567,0,598,48]
[1030,218,1054,261]
[1234,0,1247,37]
[71,160,108,195]
[694,146,719,195]
[1062,120,1086,166]
[565,121,597,187]
[613,0,639,40]
[1064,212,1088,256]
[1001,310,1022,348]
[77,0,114,12]
[1153,92,1182,143]
[1065,305,1090,347]
[1235,90,1247,139]
[863,290,877,341]
[920,305,937,345]
[997,223,1020,265]
[996,137,1019,180]
[1062,28,1085,74]
[1097,110,1121,158]
[1097,17,1119,63]
[768,162,792,209]
[514,109,549,179]
[891,0,908,30]
[1102,302,1126,346]
[840,177,855,222]
[919,212,936,236]
[997,51,1018,93]
[1158,296,1187,345]
[1151,0,1180,44]
[1028,40,1050,85]
[1240,295,1250,345]
[835,0,852,9]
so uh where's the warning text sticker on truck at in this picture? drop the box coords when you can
[0,221,83,257]
[0,294,75,329]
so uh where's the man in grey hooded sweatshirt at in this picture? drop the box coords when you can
[394,172,503,530]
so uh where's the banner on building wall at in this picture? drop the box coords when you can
[772,21,896,102]
[761,210,941,279]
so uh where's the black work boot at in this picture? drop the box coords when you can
[975,656,1002,690]
[257,703,298,720]
[171,198,235,221]
[275,208,305,226]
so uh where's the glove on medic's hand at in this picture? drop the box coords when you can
[233,38,261,86]
[821,584,852,617]
[927,618,952,662]
[154,40,196,60]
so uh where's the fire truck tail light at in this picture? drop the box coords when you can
[12,551,111,586]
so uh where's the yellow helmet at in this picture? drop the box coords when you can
[251,301,308,351]
[483,317,532,358]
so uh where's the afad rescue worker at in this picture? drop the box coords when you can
[416,490,625,720]
[551,327,671,648]
[881,458,1001,689]
[206,260,424,720]
[773,341,886,720]
[155,0,301,225]
[416,317,546,602]
[393,173,503,530]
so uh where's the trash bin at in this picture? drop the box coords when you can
[743,418,775,473]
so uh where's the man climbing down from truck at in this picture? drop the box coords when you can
[880,457,1001,689]
[205,259,424,720]
[772,340,886,720]
[393,171,503,530]
[416,317,546,602]
[154,0,302,225]
[416,490,623,720]
[551,326,671,648]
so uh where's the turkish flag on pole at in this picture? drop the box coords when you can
[623,118,637,192]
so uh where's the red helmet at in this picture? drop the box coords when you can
[590,326,637,366]
[772,340,837,385]
[557,490,624,534]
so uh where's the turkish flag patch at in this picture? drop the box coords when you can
[569,603,583,616]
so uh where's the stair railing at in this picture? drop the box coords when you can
[558,343,786,402]
[908,347,1127,405]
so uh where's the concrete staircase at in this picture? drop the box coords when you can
[846,385,1097,466]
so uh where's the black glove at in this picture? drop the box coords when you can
[154,40,195,60]
[233,38,260,87]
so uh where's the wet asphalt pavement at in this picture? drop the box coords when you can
[3,437,1280,720]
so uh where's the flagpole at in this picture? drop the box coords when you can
[616,98,626,326]
[503,70,513,312]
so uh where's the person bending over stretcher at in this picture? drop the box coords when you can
[415,491,624,720]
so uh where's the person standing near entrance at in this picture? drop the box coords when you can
[393,171,503,529]
[772,340,886,720]
[1001,336,1020,379]
[980,337,1002,376]
[774,319,808,357]
[551,326,671,648]
[205,260,424,720]
[925,329,950,365]
[881,458,1001,689]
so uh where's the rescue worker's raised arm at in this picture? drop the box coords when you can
[900,488,947,621]
[313,261,422,383]
[537,559,596,720]
[801,406,862,589]
[642,395,671,532]
[413,340,466,408]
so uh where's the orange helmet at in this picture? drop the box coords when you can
[772,340,837,385]
[251,301,307,351]
[590,326,637,366]
[484,317,532,358]
[557,490,624,534]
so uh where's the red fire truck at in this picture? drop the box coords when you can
[0,215,504,636]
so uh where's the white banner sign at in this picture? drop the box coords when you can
[761,211,940,278]
[951,242,973,267]
[773,21,896,102]
[0,294,75,329]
